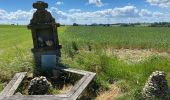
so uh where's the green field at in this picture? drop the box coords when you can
[61,26,170,51]
[0,25,170,99]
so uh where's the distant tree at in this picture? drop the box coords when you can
[120,23,135,27]
[149,22,170,27]
[106,24,110,27]
[60,24,65,26]
[73,23,79,26]
[91,23,98,26]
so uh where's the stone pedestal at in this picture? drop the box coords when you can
[32,49,61,70]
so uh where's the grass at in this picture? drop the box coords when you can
[0,25,33,82]
[60,26,170,52]
[62,50,170,99]
[0,25,170,99]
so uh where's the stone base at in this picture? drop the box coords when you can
[32,48,61,76]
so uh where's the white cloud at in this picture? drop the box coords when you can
[68,9,81,13]
[111,6,138,17]
[50,6,140,24]
[146,0,170,7]
[1,5,170,25]
[138,9,170,22]
[0,9,34,24]
[152,12,164,17]
[139,9,168,18]
[88,0,104,7]
[54,6,138,19]
[56,1,63,5]
[0,9,8,20]
[51,5,170,24]
[139,9,152,17]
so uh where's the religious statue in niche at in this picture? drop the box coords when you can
[37,36,54,48]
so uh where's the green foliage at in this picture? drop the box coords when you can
[63,41,79,60]
[0,25,170,99]
[0,83,4,92]
[62,49,170,99]
[49,89,60,95]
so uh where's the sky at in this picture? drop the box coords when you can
[0,0,170,25]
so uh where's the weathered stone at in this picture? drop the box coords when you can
[142,71,170,99]
[28,76,52,95]
[31,1,55,24]
[28,1,62,74]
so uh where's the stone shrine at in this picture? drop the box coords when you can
[0,1,96,100]
[27,1,62,72]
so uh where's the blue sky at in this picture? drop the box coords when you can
[0,0,170,24]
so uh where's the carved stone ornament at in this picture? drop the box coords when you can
[30,1,55,24]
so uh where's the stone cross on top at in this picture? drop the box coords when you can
[28,1,61,74]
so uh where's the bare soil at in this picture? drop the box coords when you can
[58,84,73,94]
[106,49,170,64]
[96,84,122,100]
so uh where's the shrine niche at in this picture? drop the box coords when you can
[27,1,62,73]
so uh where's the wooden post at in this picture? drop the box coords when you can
[0,72,27,99]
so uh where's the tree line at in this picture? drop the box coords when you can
[71,22,170,27]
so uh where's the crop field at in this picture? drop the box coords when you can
[61,26,170,51]
[0,25,170,99]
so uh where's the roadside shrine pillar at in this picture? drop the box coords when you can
[28,1,62,74]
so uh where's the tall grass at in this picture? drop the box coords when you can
[61,48,170,99]
[0,25,170,99]
[0,25,33,90]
